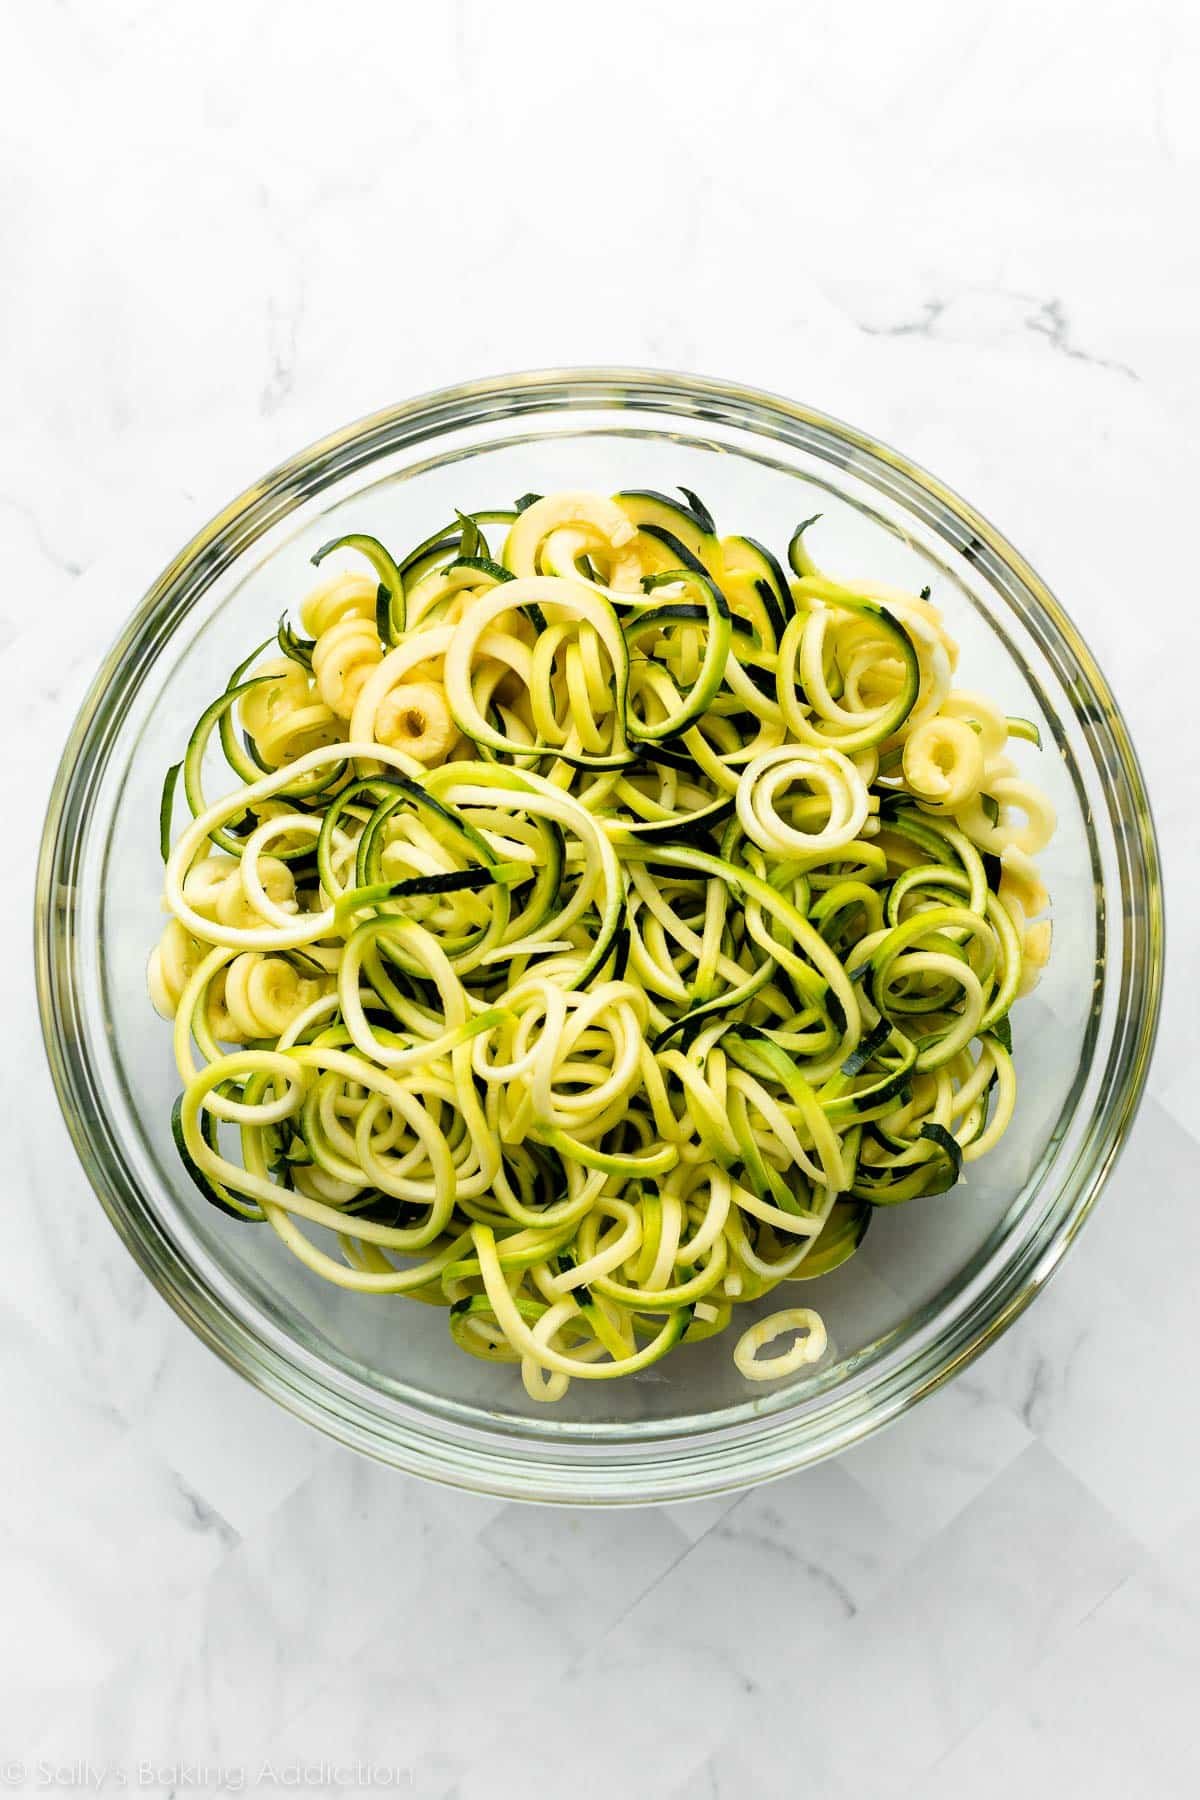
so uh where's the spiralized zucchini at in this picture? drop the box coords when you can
[151,489,1055,1400]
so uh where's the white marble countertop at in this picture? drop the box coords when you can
[3,1,1197,1794]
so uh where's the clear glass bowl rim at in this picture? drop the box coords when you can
[36,367,1164,1504]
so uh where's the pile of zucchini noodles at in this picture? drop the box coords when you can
[151,488,1055,1401]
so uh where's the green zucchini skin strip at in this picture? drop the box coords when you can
[159,761,182,863]
[840,1018,892,1077]
[793,1198,871,1279]
[615,490,716,555]
[277,613,316,670]
[786,515,823,578]
[919,1122,964,1180]
[184,678,278,855]
[722,535,793,633]
[447,554,548,632]
[625,570,732,744]
[312,533,406,642]
[677,486,716,534]
[446,554,515,585]
[171,1094,262,1220]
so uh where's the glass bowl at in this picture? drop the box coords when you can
[36,370,1163,1504]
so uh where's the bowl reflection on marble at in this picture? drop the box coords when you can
[35,371,1162,1504]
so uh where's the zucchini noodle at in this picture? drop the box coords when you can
[151,489,1055,1400]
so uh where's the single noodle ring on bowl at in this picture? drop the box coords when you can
[736,744,871,856]
[734,1308,828,1381]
